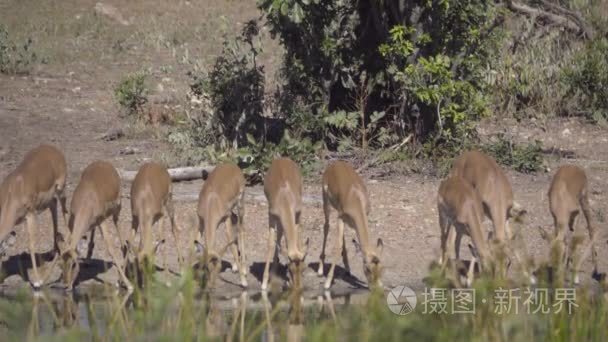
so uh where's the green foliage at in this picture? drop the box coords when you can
[258,0,501,158]
[483,134,544,173]
[0,26,37,74]
[188,20,265,147]
[2,264,607,341]
[114,71,148,116]
[237,131,322,181]
[562,38,608,123]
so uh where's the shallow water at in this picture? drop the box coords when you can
[0,284,373,341]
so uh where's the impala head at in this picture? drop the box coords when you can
[360,238,384,288]
[55,213,84,289]
[508,201,527,224]
[287,238,309,289]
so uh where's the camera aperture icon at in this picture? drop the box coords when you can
[387,285,417,315]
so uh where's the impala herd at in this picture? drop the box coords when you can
[0,144,600,292]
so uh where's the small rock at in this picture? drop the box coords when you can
[99,127,124,141]
[119,147,139,155]
[562,128,571,137]
[71,86,81,93]
[94,2,130,26]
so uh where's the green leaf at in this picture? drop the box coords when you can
[291,2,304,23]
[280,1,289,16]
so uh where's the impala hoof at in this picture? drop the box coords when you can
[324,281,332,290]
[32,281,42,290]
[231,264,239,273]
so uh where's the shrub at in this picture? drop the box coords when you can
[562,38,608,123]
[482,134,543,173]
[188,19,265,148]
[258,0,502,156]
[114,72,148,116]
[0,26,37,74]
[236,131,322,182]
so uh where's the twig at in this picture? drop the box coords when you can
[356,134,412,173]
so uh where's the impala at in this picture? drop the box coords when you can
[318,161,383,289]
[0,144,68,288]
[262,158,309,291]
[197,163,247,287]
[57,161,132,291]
[548,165,597,284]
[129,162,183,272]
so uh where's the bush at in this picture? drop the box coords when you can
[258,0,503,157]
[562,38,608,123]
[0,26,37,74]
[236,131,322,182]
[114,72,148,116]
[188,20,265,148]
[482,134,543,173]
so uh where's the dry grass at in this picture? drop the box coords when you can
[0,0,281,86]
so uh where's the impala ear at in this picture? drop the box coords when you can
[510,202,527,222]
[194,240,204,254]
[468,243,480,259]
[376,238,384,256]
[154,239,166,254]
[352,239,362,254]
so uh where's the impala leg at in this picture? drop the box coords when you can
[49,198,60,253]
[110,203,129,263]
[59,192,68,222]
[275,226,283,266]
[85,226,96,260]
[225,214,239,274]
[236,192,247,287]
[580,193,598,273]
[127,216,138,261]
[341,233,350,274]
[454,230,463,261]
[224,214,245,285]
[446,225,456,261]
[99,220,133,291]
[25,212,43,288]
[318,192,331,277]
[66,252,80,291]
[438,208,449,266]
[157,214,167,270]
[166,197,183,268]
[261,216,277,291]
[324,216,345,290]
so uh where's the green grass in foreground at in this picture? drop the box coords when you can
[0,265,606,342]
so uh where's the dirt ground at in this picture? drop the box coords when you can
[1,0,608,298]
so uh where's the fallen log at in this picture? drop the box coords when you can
[172,187,323,205]
[119,166,212,182]
[506,1,593,39]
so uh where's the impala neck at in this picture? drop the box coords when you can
[276,204,301,260]
[349,199,373,259]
